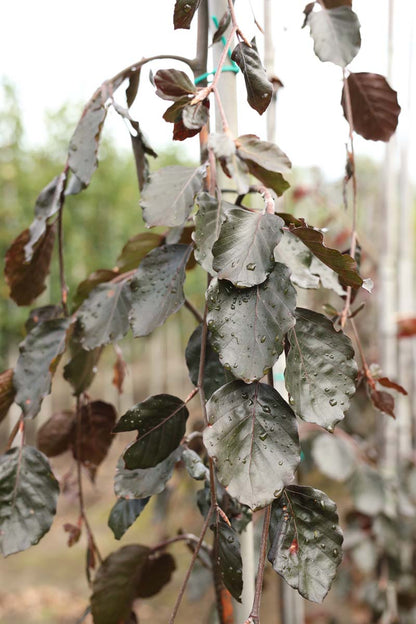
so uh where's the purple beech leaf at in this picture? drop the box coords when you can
[268,485,343,603]
[212,207,284,287]
[212,8,231,43]
[129,244,192,337]
[214,520,243,601]
[206,263,297,383]
[68,92,107,187]
[140,166,204,228]
[14,317,71,419]
[231,38,273,115]
[90,545,150,624]
[274,231,319,289]
[37,410,76,457]
[73,269,118,309]
[114,394,189,469]
[236,134,291,196]
[25,305,63,332]
[24,173,66,262]
[108,497,150,540]
[77,281,132,350]
[173,0,201,30]
[193,192,228,275]
[5,224,56,307]
[289,224,363,289]
[185,323,228,400]
[154,68,196,101]
[0,446,59,556]
[72,401,117,471]
[116,232,163,273]
[0,370,16,425]
[341,72,401,142]
[204,380,300,510]
[307,5,361,67]
[114,448,182,499]
[285,308,357,431]
[311,433,356,481]
[136,552,176,598]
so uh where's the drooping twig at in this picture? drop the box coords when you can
[340,69,358,328]
[184,298,204,324]
[168,504,214,624]
[75,396,103,568]
[245,505,272,624]
[57,163,70,316]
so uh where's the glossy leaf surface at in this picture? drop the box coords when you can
[68,92,107,187]
[90,544,150,624]
[231,38,273,115]
[236,135,291,174]
[154,69,196,100]
[78,281,131,350]
[206,264,296,382]
[25,173,66,262]
[185,324,228,400]
[342,72,401,141]
[216,520,243,601]
[290,225,362,289]
[141,166,203,227]
[108,497,150,540]
[63,333,101,396]
[204,380,300,510]
[14,318,71,418]
[173,0,201,29]
[114,395,189,469]
[274,231,319,289]
[114,448,182,499]
[0,446,59,556]
[268,485,343,603]
[193,192,228,275]
[307,6,361,67]
[285,309,357,430]
[129,244,192,337]
[212,208,284,287]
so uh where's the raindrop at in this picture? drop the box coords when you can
[260,335,266,343]
[246,263,256,271]
[320,543,326,550]
[227,535,234,543]
[278,460,284,466]
[259,432,268,441]
[329,398,337,407]
[262,405,271,413]
[332,548,339,556]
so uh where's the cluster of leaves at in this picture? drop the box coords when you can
[0,2,404,623]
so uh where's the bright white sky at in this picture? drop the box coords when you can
[1,0,415,179]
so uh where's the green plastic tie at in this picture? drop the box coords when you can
[194,15,239,85]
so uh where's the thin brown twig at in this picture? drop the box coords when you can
[5,414,24,452]
[184,298,204,324]
[340,69,358,328]
[151,532,212,555]
[57,163,70,316]
[168,504,214,624]
[75,396,103,567]
[246,505,272,624]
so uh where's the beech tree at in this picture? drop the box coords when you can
[0,1,410,623]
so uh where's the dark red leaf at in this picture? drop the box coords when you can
[397,317,416,338]
[136,552,176,598]
[377,377,407,396]
[173,0,201,29]
[5,224,56,306]
[63,522,82,547]
[125,68,141,108]
[37,410,76,457]
[0,369,15,424]
[322,0,352,6]
[342,72,401,142]
[112,347,127,394]
[72,400,117,470]
[369,387,396,419]
[73,269,118,309]
[154,69,196,101]
[173,119,201,141]
[290,224,363,289]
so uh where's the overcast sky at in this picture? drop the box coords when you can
[1,0,415,179]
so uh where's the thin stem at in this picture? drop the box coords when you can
[5,414,24,452]
[57,164,69,316]
[76,396,103,567]
[246,505,272,624]
[168,504,214,624]
[227,0,251,45]
[350,317,370,375]
[151,533,212,555]
[213,86,231,134]
[340,69,358,328]
[184,298,204,324]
